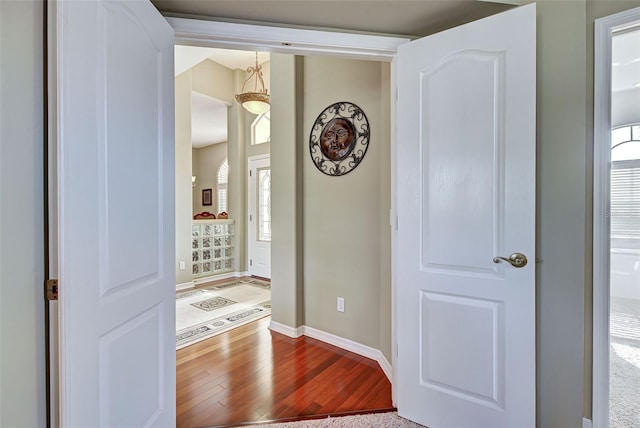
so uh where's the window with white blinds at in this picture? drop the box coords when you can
[611,125,640,240]
[611,163,640,238]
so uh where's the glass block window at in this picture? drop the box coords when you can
[611,125,640,240]
[217,158,228,213]
[251,111,270,145]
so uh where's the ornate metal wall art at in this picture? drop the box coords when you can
[309,102,370,176]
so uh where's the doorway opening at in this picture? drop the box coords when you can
[174,47,272,348]
[172,40,395,426]
[593,8,640,427]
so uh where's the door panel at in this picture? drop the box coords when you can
[396,4,535,427]
[420,51,505,274]
[53,0,175,426]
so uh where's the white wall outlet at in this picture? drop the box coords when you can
[179,261,186,270]
[337,297,345,312]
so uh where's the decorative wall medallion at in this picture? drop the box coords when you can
[309,101,370,176]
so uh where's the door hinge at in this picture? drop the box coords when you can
[250,214,252,221]
[250,259,253,266]
[46,279,58,301]
[250,170,252,177]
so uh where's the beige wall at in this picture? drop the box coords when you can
[191,59,235,104]
[534,3,588,426]
[270,54,305,327]
[192,142,228,215]
[175,72,193,286]
[0,1,47,426]
[302,56,391,355]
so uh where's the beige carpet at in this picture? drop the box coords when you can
[237,412,425,428]
[610,296,640,427]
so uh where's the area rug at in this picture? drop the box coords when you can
[176,279,271,349]
[236,412,425,428]
[610,296,640,427]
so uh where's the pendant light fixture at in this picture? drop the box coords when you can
[235,52,270,115]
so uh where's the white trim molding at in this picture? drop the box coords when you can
[166,16,410,62]
[268,320,304,338]
[583,417,593,428]
[592,7,640,428]
[192,270,250,286]
[302,326,392,382]
[176,281,195,291]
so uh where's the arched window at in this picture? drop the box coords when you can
[217,158,228,213]
[610,125,640,240]
[251,111,270,145]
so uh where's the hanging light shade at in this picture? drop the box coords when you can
[235,52,270,115]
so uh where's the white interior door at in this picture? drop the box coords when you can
[53,0,175,426]
[395,4,536,427]
[248,155,272,279]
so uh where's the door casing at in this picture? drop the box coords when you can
[592,7,640,428]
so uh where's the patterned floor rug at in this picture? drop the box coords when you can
[176,278,271,350]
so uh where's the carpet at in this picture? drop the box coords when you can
[176,279,271,349]
[610,296,640,427]
[237,412,425,428]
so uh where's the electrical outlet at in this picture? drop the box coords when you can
[179,261,186,270]
[337,297,345,312]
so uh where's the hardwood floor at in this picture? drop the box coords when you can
[176,316,393,428]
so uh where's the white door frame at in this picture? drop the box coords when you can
[167,15,408,405]
[247,153,271,278]
[592,7,640,428]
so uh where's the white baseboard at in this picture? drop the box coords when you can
[192,271,251,285]
[583,417,593,428]
[302,326,393,383]
[269,320,304,338]
[176,281,194,291]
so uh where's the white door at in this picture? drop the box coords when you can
[248,155,272,278]
[396,4,536,428]
[53,0,175,426]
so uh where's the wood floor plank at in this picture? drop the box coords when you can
[176,316,393,427]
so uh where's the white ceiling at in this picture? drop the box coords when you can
[177,47,269,148]
[175,46,270,76]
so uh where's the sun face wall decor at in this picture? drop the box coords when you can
[309,102,370,176]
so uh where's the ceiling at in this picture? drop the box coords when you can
[165,1,639,146]
[151,0,516,38]
[175,46,270,76]
[162,0,519,149]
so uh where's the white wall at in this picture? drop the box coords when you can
[0,1,47,426]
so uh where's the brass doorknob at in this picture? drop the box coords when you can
[493,252,528,268]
